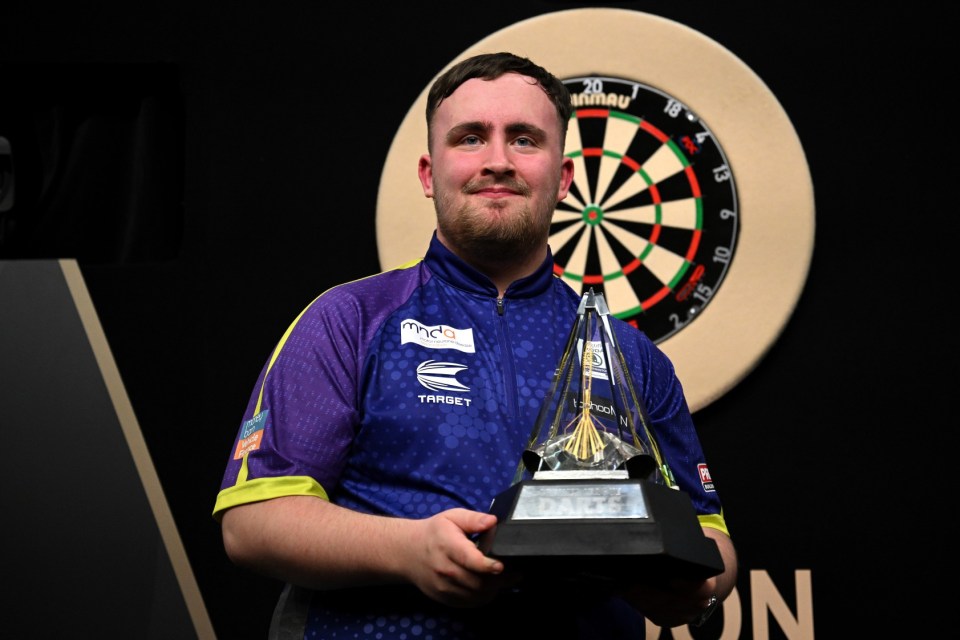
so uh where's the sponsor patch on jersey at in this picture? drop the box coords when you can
[698,463,716,492]
[400,318,475,353]
[233,410,268,459]
[416,360,473,406]
[416,360,470,392]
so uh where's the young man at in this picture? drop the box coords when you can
[214,51,737,639]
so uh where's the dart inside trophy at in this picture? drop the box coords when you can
[477,289,724,582]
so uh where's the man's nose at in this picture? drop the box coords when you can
[482,142,515,175]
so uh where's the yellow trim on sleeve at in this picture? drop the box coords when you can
[393,257,423,269]
[698,510,730,537]
[237,453,249,483]
[253,296,322,415]
[212,475,329,522]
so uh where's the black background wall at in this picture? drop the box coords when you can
[1,2,954,638]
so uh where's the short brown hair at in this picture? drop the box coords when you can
[425,52,572,150]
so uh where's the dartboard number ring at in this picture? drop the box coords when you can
[552,75,739,344]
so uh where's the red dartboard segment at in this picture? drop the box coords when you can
[621,258,642,275]
[685,165,702,198]
[621,156,641,172]
[640,119,671,143]
[576,108,611,119]
[685,229,702,263]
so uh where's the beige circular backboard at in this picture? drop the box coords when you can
[376,8,814,413]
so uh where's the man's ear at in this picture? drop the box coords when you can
[418,154,434,198]
[557,156,574,202]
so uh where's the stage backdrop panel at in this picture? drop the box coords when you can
[0,259,214,639]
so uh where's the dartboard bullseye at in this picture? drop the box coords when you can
[553,76,739,344]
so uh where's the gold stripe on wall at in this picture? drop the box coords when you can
[59,258,217,640]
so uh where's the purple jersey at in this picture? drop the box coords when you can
[213,233,727,638]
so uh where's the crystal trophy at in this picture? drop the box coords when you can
[477,290,724,582]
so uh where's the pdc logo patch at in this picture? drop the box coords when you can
[698,463,716,492]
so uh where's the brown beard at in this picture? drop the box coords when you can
[434,178,552,266]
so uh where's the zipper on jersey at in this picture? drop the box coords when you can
[494,297,518,418]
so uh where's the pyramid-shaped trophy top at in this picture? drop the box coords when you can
[577,287,606,315]
[517,289,674,486]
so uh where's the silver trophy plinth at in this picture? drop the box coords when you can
[478,290,723,582]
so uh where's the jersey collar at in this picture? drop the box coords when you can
[424,232,556,299]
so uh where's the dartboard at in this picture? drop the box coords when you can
[376,8,815,412]
[553,76,738,343]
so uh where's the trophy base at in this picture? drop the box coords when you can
[477,477,723,583]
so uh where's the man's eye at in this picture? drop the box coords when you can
[462,135,481,146]
[514,137,533,147]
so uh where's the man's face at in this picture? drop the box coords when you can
[418,73,574,265]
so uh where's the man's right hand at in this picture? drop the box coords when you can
[404,508,513,607]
